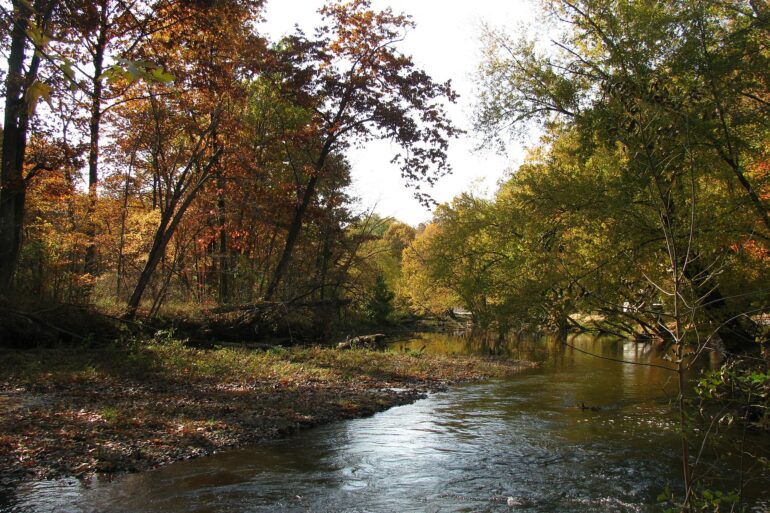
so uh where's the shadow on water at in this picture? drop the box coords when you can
[4,332,769,513]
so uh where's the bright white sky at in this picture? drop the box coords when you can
[259,0,536,225]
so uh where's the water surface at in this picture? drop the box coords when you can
[5,333,769,512]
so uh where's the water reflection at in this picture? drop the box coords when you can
[4,333,769,513]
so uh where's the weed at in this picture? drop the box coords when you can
[100,406,120,424]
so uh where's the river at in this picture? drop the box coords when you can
[5,333,770,512]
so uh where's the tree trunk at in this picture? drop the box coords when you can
[125,212,172,318]
[318,225,332,300]
[264,173,319,300]
[258,225,279,297]
[149,239,182,318]
[116,166,133,301]
[0,1,50,294]
[317,195,337,301]
[124,149,222,319]
[216,167,229,304]
[264,138,334,300]
[84,10,108,283]
[115,137,140,302]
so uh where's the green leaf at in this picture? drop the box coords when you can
[106,59,173,86]
[125,61,141,82]
[61,58,78,90]
[100,64,132,85]
[25,21,50,50]
[150,67,175,84]
[25,80,52,116]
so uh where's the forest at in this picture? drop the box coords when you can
[408,0,770,354]
[0,0,458,331]
[0,0,767,343]
[1,0,769,511]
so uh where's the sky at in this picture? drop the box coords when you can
[259,0,536,225]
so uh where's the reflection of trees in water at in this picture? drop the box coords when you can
[397,329,690,373]
[394,329,582,360]
[391,330,770,506]
[460,330,565,361]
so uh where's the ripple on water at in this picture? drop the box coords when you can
[4,334,769,513]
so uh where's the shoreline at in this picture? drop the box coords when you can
[0,341,535,498]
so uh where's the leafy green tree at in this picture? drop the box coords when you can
[364,273,394,324]
[473,1,770,507]
[475,0,770,351]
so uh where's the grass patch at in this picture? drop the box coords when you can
[1,337,527,387]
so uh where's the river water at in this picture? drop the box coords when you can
[5,333,770,512]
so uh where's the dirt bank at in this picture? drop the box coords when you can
[0,339,534,492]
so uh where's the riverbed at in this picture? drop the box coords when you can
[5,333,769,512]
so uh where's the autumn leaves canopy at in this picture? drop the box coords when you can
[0,0,458,318]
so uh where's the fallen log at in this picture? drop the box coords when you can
[210,299,351,315]
[217,341,279,351]
[337,334,387,351]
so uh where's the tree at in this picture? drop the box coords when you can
[364,273,394,324]
[120,96,223,319]
[118,0,265,317]
[399,221,460,317]
[475,0,769,351]
[0,0,59,293]
[57,0,167,283]
[0,0,178,298]
[262,0,458,300]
